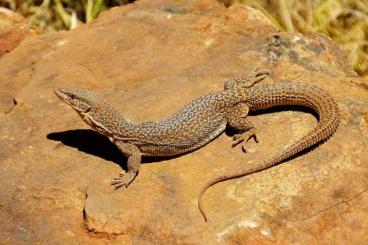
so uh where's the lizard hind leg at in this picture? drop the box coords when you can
[228,103,258,153]
[224,68,271,90]
[232,128,258,152]
[246,67,272,88]
[111,141,142,189]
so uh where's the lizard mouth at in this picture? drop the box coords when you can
[54,88,91,113]
[54,88,76,109]
[54,88,68,101]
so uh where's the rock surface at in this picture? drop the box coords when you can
[0,7,29,57]
[1,0,367,243]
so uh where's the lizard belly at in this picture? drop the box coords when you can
[137,122,227,156]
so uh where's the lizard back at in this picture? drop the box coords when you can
[116,90,240,156]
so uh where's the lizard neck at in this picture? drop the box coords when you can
[82,103,136,138]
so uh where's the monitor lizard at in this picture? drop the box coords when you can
[54,69,339,222]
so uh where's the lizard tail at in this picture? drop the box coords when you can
[198,81,340,222]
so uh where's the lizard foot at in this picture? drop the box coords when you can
[231,68,271,89]
[111,171,137,189]
[240,67,271,88]
[251,67,271,82]
[232,129,259,153]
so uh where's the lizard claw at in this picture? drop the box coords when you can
[111,171,137,189]
[252,67,271,77]
[249,68,271,86]
[232,130,259,152]
[238,68,272,88]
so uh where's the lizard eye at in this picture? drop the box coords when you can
[70,94,76,99]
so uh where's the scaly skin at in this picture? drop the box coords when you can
[54,70,339,222]
[198,80,340,221]
[54,69,270,187]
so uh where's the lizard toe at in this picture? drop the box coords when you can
[112,183,125,189]
[232,130,258,150]
[121,172,137,187]
[111,171,137,189]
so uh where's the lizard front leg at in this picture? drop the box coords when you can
[228,103,258,152]
[111,141,141,189]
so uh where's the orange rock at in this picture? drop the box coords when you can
[0,0,367,243]
[0,7,29,57]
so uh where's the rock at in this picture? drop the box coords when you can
[0,7,29,57]
[0,0,367,243]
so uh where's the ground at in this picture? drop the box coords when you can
[0,0,367,243]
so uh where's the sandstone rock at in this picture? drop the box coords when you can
[0,7,29,57]
[0,0,367,243]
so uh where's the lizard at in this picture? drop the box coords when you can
[54,69,339,222]
[197,75,340,221]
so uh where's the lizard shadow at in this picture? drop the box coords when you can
[248,105,319,118]
[48,105,321,170]
[47,129,184,170]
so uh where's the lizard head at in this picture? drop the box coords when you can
[54,87,106,114]
[54,87,112,131]
[54,87,128,137]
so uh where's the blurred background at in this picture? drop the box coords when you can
[0,0,367,78]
